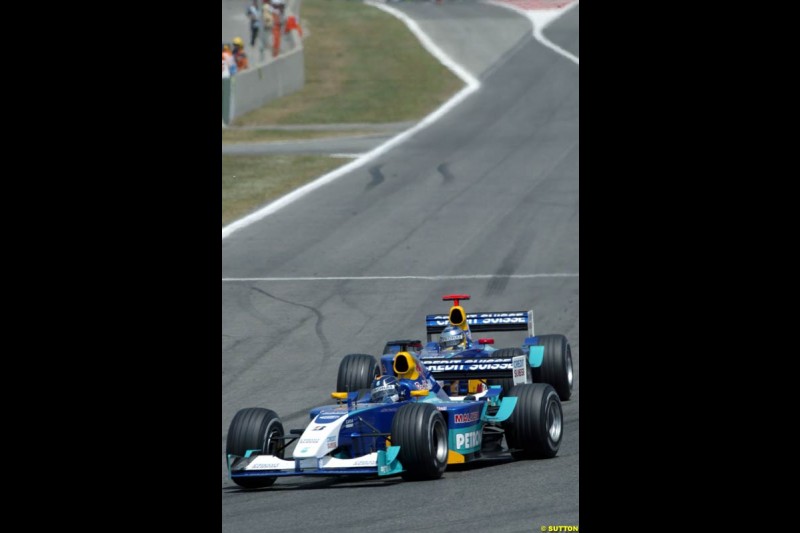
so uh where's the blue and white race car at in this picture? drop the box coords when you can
[341,294,573,401]
[225,294,569,488]
[226,351,562,488]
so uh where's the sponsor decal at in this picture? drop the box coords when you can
[354,458,375,466]
[298,438,319,444]
[426,358,511,365]
[512,355,527,384]
[414,378,431,389]
[312,425,326,431]
[469,363,512,370]
[513,359,526,378]
[344,420,353,428]
[479,317,526,324]
[427,362,514,372]
[299,447,309,453]
[453,412,480,425]
[250,462,282,469]
[455,430,482,450]
[436,406,447,411]
[315,413,344,423]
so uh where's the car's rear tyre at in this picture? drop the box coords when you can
[531,334,573,400]
[503,383,562,459]
[487,347,528,396]
[336,354,380,393]
[392,402,448,480]
[226,407,284,488]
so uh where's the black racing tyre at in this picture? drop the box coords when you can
[503,383,562,459]
[531,334,573,400]
[487,347,528,397]
[226,407,284,488]
[392,402,449,481]
[336,354,380,393]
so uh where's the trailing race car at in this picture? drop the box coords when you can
[226,348,563,488]
[337,294,573,401]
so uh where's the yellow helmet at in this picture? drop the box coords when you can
[232,37,244,47]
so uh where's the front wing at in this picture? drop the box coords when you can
[228,447,403,480]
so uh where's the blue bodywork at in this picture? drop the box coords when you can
[383,336,548,396]
[227,376,514,482]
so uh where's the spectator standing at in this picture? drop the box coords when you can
[247,0,268,63]
[284,13,302,38]
[247,0,261,46]
[222,44,237,76]
[232,37,249,71]
[267,0,286,57]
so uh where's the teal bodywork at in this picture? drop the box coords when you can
[377,446,403,476]
[528,344,544,368]
[481,396,517,423]
[448,422,483,454]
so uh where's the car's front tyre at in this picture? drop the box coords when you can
[503,383,562,459]
[392,402,448,480]
[226,407,284,488]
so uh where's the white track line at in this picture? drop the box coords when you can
[222,3,480,240]
[488,0,579,65]
[222,274,579,282]
[368,1,480,87]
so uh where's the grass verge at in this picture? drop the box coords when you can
[222,155,347,226]
[222,128,387,144]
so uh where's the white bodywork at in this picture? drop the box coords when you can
[244,407,380,471]
[292,409,349,459]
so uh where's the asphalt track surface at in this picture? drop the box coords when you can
[221,2,579,531]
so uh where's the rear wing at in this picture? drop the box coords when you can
[425,310,534,341]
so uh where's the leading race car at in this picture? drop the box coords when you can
[226,348,563,488]
[337,294,574,401]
